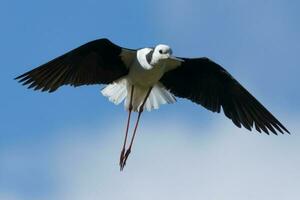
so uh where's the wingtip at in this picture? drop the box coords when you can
[262,125,291,136]
[14,73,25,81]
[285,128,291,135]
[283,126,290,134]
[276,122,290,135]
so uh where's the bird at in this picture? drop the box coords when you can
[15,38,290,170]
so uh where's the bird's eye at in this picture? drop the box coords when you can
[159,50,163,54]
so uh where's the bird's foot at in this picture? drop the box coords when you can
[120,148,131,170]
[119,148,125,170]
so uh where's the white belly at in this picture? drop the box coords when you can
[127,61,165,88]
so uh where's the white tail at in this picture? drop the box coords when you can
[144,83,176,111]
[101,78,127,105]
[101,78,176,112]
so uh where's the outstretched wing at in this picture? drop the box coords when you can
[15,38,136,92]
[160,57,289,135]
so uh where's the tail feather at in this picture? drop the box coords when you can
[144,83,176,111]
[101,79,127,105]
[101,79,176,112]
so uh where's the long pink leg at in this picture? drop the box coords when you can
[119,85,134,170]
[121,87,152,170]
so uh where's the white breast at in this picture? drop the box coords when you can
[128,48,165,87]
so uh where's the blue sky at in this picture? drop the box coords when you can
[1,0,300,199]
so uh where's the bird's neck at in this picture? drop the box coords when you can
[137,48,154,70]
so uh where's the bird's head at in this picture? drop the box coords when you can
[145,44,172,66]
[148,44,183,66]
[141,44,183,69]
[151,44,173,63]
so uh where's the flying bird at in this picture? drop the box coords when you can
[15,38,289,170]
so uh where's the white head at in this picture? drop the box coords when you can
[149,44,173,65]
[137,44,183,70]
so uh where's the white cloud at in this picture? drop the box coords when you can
[45,116,300,200]
[0,193,21,200]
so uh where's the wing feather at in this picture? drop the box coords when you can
[160,57,289,134]
[15,38,136,92]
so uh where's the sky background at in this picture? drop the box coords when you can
[1,0,300,199]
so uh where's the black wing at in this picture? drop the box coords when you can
[160,57,289,135]
[15,38,135,92]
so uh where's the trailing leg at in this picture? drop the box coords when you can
[121,87,152,170]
